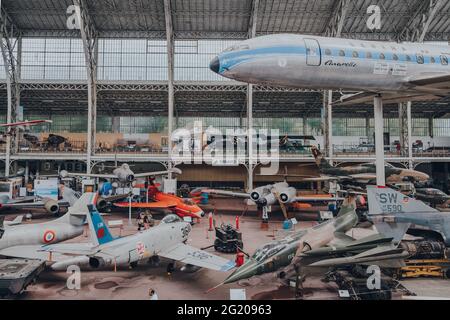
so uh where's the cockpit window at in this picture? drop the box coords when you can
[183,199,195,205]
[161,214,182,224]
[253,241,287,262]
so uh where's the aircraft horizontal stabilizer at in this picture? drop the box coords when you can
[158,243,235,271]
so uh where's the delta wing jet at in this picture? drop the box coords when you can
[223,195,410,284]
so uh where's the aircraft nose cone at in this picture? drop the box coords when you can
[209,56,220,74]
[200,211,205,217]
[223,260,258,284]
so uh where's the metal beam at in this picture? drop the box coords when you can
[324,0,351,37]
[73,0,98,174]
[322,0,350,160]
[0,0,21,176]
[396,0,446,43]
[164,0,175,178]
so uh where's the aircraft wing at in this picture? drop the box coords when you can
[408,73,450,91]
[65,172,118,179]
[0,245,51,260]
[334,90,443,106]
[114,201,177,209]
[0,199,70,209]
[201,189,250,198]
[39,243,96,255]
[307,244,409,267]
[292,196,343,203]
[134,168,182,178]
[157,243,236,271]
[4,215,23,226]
[0,120,52,127]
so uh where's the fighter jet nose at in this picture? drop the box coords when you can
[209,56,220,74]
[223,260,258,284]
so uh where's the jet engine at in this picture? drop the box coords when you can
[278,187,297,204]
[96,198,108,211]
[44,199,60,215]
[89,257,107,269]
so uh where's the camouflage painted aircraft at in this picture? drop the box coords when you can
[415,188,450,208]
[223,195,409,284]
[308,146,429,184]
[0,193,95,257]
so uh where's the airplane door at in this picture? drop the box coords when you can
[304,38,321,66]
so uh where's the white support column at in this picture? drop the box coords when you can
[247,84,254,190]
[74,0,97,174]
[374,95,385,186]
[164,0,175,179]
[407,101,413,168]
[327,90,333,161]
[246,0,259,191]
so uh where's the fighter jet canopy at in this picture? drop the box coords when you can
[161,214,182,224]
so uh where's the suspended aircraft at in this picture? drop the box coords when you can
[209,34,450,104]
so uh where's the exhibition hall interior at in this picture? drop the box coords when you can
[1,0,450,301]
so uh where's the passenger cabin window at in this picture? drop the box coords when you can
[430,57,436,64]
[324,48,332,56]
[416,54,424,64]
[379,53,385,60]
[441,55,449,65]
[339,50,345,57]
[352,51,359,58]
[366,52,373,59]
[393,54,398,61]
[406,55,412,62]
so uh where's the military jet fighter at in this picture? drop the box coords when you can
[202,181,341,218]
[60,164,181,184]
[223,195,409,284]
[0,192,95,258]
[367,186,450,247]
[0,186,79,216]
[37,206,234,273]
[308,146,429,184]
[415,188,450,208]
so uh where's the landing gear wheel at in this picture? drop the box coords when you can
[148,256,160,267]
[167,262,175,273]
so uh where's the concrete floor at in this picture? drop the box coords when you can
[3,204,450,300]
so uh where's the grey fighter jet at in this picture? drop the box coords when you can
[224,195,409,284]
[37,206,235,273]
[367,186,450,247]
[0,193,96,257]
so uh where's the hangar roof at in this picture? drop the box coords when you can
[2,0,450,118]
[4,0,450,41]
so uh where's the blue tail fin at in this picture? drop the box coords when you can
[87,204,114,246]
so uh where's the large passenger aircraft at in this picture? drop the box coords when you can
[209,34,450,104]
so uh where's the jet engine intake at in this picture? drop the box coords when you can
[44,199,60,215]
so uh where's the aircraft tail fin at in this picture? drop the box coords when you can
[86,204,115,246]
[58,192,98,226]
[367,186,438,216]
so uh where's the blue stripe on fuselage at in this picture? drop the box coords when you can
[217,44,448,73]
